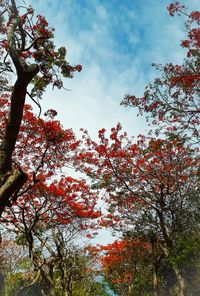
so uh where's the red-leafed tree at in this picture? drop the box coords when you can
[1,174,101,295]
[121,3,200,143]
[0,0,82,216]
[91,239,151,296]
[75,124,200,295]
[0,99,101,294]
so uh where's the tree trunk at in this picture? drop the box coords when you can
[60,263,72,296]
[153,263,160,296]
[0,68,38,216]
[0,274,4,296]
[0,170,27,216]
[62,289,70,296]
[174,267,186,296]
[40,269,57,296]
[0,0,39,217]
[61,278,72,296]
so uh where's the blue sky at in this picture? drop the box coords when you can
[27,0,199,246]
[27,0,199,139]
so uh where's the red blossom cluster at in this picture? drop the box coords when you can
[171,74,200,88]
[167,2,185,16]
[0,94,101,234]
[86,238,150,286]
[74,124,199,246]
[32,15,52,37]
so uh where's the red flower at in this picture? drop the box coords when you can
[74,64,82,72]
[167,2,185,17]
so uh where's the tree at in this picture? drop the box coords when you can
[121,3,200,143]
[75,125,200,295]
[0,233,110,296]
[1,171,101,295]
[93,239,152,296]
[0,0,82,216]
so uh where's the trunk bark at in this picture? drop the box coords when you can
[40,271,56,296]
[0,170,27,216]
[62,289,70,296]
[174,267,186,296]
[153,264,160,296]
[61,278,72,296]
[0,274,4,296]
[60,262,72,296]
[0,1,39,216]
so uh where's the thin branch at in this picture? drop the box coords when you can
[26,91,42,118]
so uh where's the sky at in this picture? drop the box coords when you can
[26,0,199,246]
[27,0,199,138]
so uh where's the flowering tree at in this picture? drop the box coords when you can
[0,0,82,216]
[121,3,200,143]
[1,172,101,295]
[75,124,200,295]
[0,101,101,294]
[90,239,151,296]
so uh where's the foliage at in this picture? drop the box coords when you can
[121,3,200,143]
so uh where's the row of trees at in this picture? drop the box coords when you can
[104,4,200,295]
[79,3,200,295]
[0,0,108,295]
[0,232,111,296]
[0,0,199,295]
